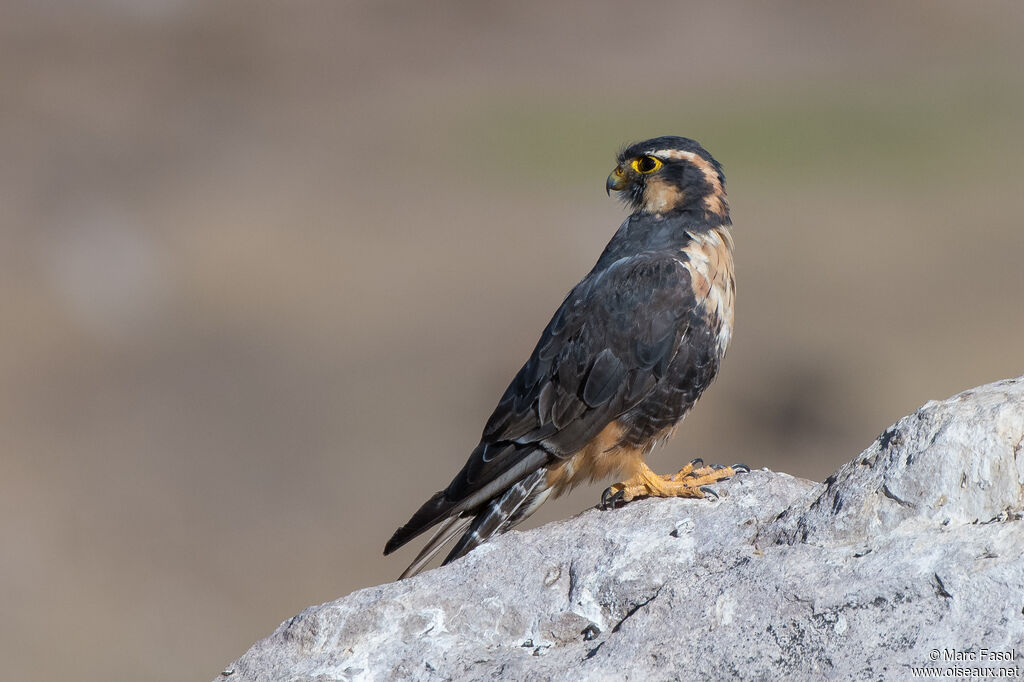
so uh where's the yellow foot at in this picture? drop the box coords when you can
[600,458,749,509]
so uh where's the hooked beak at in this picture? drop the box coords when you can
[606,166,628,195]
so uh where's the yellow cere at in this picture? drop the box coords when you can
[631,155,663,174]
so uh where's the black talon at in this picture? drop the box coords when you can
[601,488,627,509]
[689,457,704,467]
[699,486,720,499]
[731,463,750,473]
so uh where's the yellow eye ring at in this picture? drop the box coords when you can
[630,155,663,174]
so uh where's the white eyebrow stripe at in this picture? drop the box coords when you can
[650,149,701,161]
[650,149,721,186]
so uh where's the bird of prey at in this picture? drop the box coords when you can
[384,136,745,579]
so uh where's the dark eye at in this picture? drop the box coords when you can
[631,155,663,174]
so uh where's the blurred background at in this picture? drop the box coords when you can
[2,1,1022,679]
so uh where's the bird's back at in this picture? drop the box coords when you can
[384,136,739,578]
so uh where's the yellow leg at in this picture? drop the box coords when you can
[601,458,748,508]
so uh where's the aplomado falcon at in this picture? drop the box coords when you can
[385,136,745,578]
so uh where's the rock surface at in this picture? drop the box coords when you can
[218,378,1024,681]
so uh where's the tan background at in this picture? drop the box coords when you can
[2,2,1023,680]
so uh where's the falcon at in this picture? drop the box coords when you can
[384,136,745,578]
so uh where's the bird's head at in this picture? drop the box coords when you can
[607,136,728,220]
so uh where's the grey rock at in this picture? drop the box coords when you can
[218,377,1024,681]
[763,376,1024,547]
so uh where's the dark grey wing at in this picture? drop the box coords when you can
[482,253,698,454]
[384,253,699,555]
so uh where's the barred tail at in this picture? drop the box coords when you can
[396,467,553,579]
[396,514,473,580]
[440,468,552,567]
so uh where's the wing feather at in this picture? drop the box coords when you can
[385,252,699,557]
